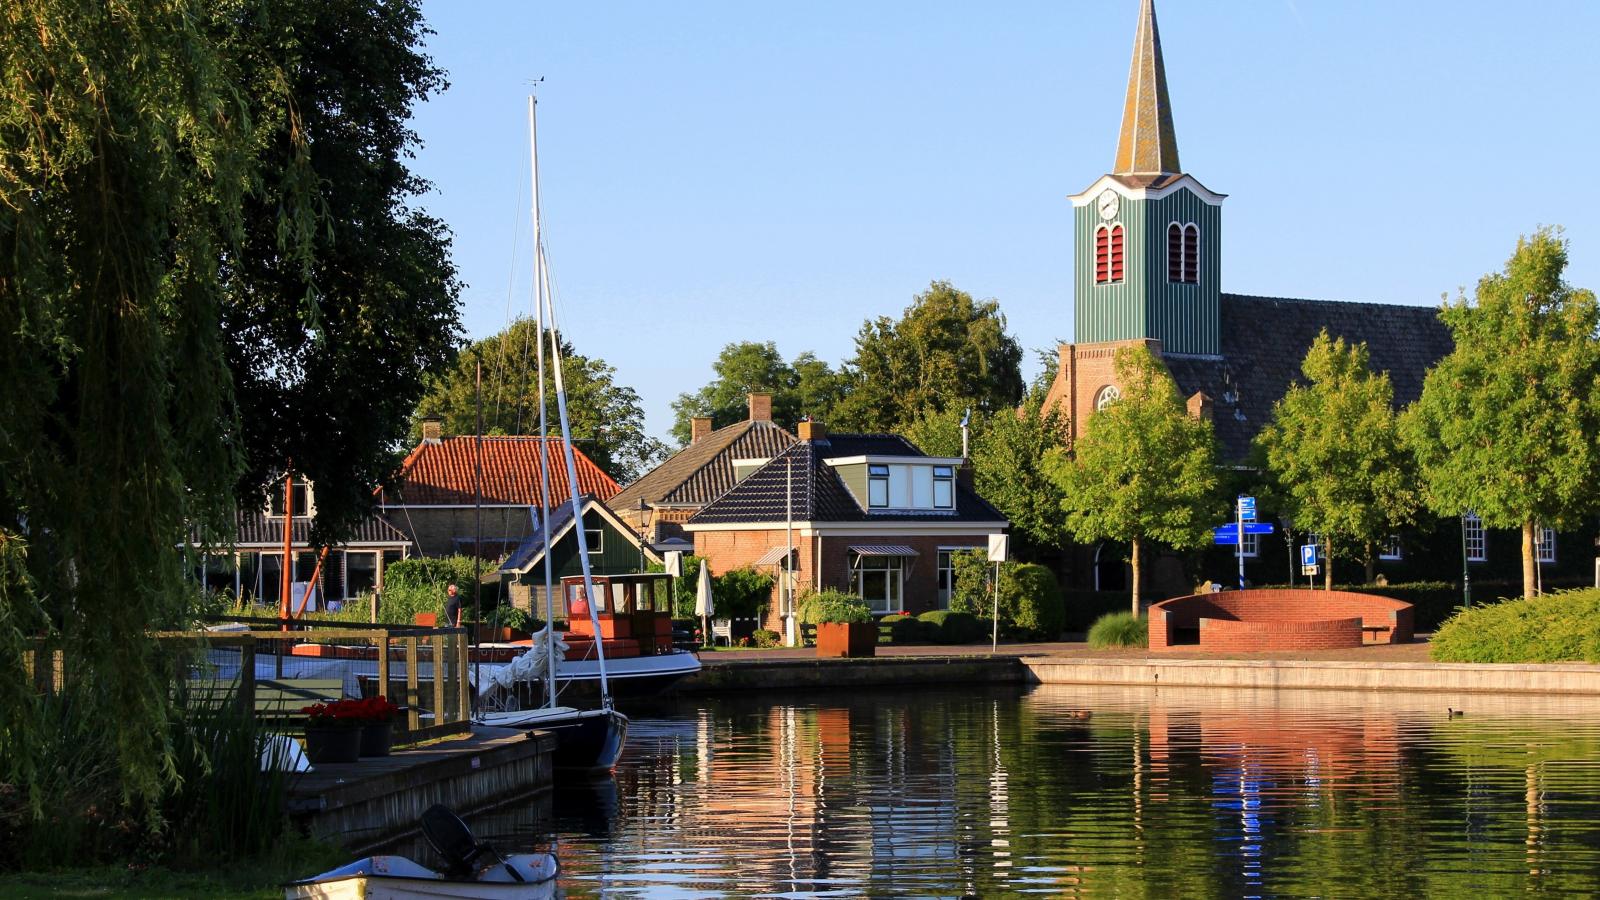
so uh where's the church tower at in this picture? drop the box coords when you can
[1069,0,1224,357]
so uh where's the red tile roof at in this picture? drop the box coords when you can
[384,436,620,506]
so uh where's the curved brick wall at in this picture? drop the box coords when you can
[1149,589,1413,652]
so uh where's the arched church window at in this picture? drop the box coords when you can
[1168,222,1199,284]
[1095,225,1125,285]
[1094,384,1121,411]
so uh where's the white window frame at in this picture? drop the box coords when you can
[1537,527,1557,564]
[851,554,904,615]
[584,527,604,555]
[1464,513,1486,563]
[935,547,982,609]
[1094,385,1121,411]
[266,478,315,519]
[932,466,955,510]
[1239,532,1260,558]
[1379,535,1402,561]
[867,464,890,509]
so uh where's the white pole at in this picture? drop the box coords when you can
[540,239,613,705]
[1236,497,1246,590]
[990,561,1000,653]
[785,456,796,647]
[529,93,558,712]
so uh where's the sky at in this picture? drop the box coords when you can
[407,1,1600,442]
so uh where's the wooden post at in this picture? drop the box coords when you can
[377,634,391,704]
[431,633,446,728]
[405,636,420,733]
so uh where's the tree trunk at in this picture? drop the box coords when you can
[1324,534,1334,590]
[1522,521,1537,599]
[1364,541,1376,585]
[1130,537,1142,617]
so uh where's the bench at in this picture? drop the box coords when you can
[182,678,344,726]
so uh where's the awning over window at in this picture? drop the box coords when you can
[752,546,794,566]
[848,544,919,558]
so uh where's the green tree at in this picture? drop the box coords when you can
[832,281,1024,432]
[974,400,1071,559]
[219,0,463,544]
[414,317,667,483]
[1255,331,1419,587]
[1402,228,1600,599]
[1051,348,1221,614]
[669,341,847,445]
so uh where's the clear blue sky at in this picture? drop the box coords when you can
[408,1,1600,442]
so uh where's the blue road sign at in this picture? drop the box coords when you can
[1237,495,1257,522]
[1214,532,1239,545]
[1213,522,1275,538]
[1300,544,1318,567]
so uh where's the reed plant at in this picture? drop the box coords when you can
[1087,612,1149,649]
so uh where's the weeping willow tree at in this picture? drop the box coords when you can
[0,0,308,826]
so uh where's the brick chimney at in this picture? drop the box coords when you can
[1186,391,1214,423]
[690,416,713,444]
[747,392,772,423]
[797,420,826,442]
[421,416,444,445]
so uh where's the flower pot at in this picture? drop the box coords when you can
[816,621,877,658]
[303,724,363,764]
[359,720,393,757]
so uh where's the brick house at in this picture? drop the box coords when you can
[682,422,1008,632]
[380,418,621,559]
[609,392,795,544]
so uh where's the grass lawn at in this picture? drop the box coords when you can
[0,837,348,900]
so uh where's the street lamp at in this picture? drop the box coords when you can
[636,498,649,573]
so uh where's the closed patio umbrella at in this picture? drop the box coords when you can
[695,561,714,645]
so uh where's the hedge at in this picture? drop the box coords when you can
[916,610,985,644]
[1431,589,1600,663]
[948,553,1067,639]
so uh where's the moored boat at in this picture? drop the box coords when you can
[284,854,557,900]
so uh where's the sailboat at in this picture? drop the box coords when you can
[473,92,633,772]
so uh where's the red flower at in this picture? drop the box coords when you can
[302,696,401,724]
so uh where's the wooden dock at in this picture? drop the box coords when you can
[286,726,556,852]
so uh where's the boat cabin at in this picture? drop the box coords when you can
[561,573,674,656]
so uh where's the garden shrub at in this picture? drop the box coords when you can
[917,610,984,644]
[948,552,1066,639]
[798,590,872,624]
[886,612,933,643]
[714,567,776,620]
[751,628,782,648]
[1430,588,1600,663]
[1087,611,1148,649]
[379,555,487,623]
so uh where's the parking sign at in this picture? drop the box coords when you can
[1300,544,1318,568]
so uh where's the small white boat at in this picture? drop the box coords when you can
[284,854,557,899]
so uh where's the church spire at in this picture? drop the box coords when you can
[1113,0,1181,176]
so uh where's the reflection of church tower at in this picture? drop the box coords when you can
[1070,0,1224,358]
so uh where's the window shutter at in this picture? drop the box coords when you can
[1183,224,1199,283]
[1110,225,1125,282]
[1168,224,1183,282]
[1095,226,1110,283]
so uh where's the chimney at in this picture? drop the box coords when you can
[421,416,444,445]
[747,392,772,423]
[797,420,826,442]
[957,461,974,489]
[690,416,713,444]
[1186,391,1214,423]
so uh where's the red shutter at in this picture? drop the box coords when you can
[1183,224,1199,283]
[1095,226,1110,284]
[1110,226,1125,282]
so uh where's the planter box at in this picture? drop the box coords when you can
[816,621,877,658]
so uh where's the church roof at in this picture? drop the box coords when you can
[1163,294,1454,460]
[1114,0,1182,177]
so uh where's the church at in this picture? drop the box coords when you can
[1040,0,1593,594]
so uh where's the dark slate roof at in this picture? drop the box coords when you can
[1162,293,1453,460]
[200,510,413,548]
[687,433,1008,526]
[498,500,578,574]
[608,419,795,511]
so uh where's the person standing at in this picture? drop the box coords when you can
[445,582,462,627]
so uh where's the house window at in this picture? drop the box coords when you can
[867,464,890,508]
[345,551,378,599]
[1095,385,1121,411]
[1379,535,1402,561]
[584,527,604,555]
[1095,224,1126,285]
[852,555,904,615]
[1307,533,1327,560]
[1464,513,1486,562]
[1538,527,1557,563]
[933,466,954,509]
[935,548,979,609]
[266,479,313,518]
[1167,223,1200,284]
[1240,532,1259,558]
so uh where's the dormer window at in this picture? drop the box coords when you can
[867,465,890,508]
[933,466,954,509]
[266,478,314,518]
[1167,222,1198,284]
[1095,224,1125,285]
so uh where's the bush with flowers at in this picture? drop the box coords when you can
[302,696,400,727]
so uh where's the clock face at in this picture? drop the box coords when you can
[1097,189,1120,220]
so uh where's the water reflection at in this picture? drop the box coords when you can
[491,685,1600,897]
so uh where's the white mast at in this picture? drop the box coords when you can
[529,93,559,710]
[539,237,613,705]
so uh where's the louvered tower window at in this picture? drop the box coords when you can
[1096,225,1125,285]
[1168,223,1199,284]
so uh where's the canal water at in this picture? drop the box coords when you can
[495,684,1600,897]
